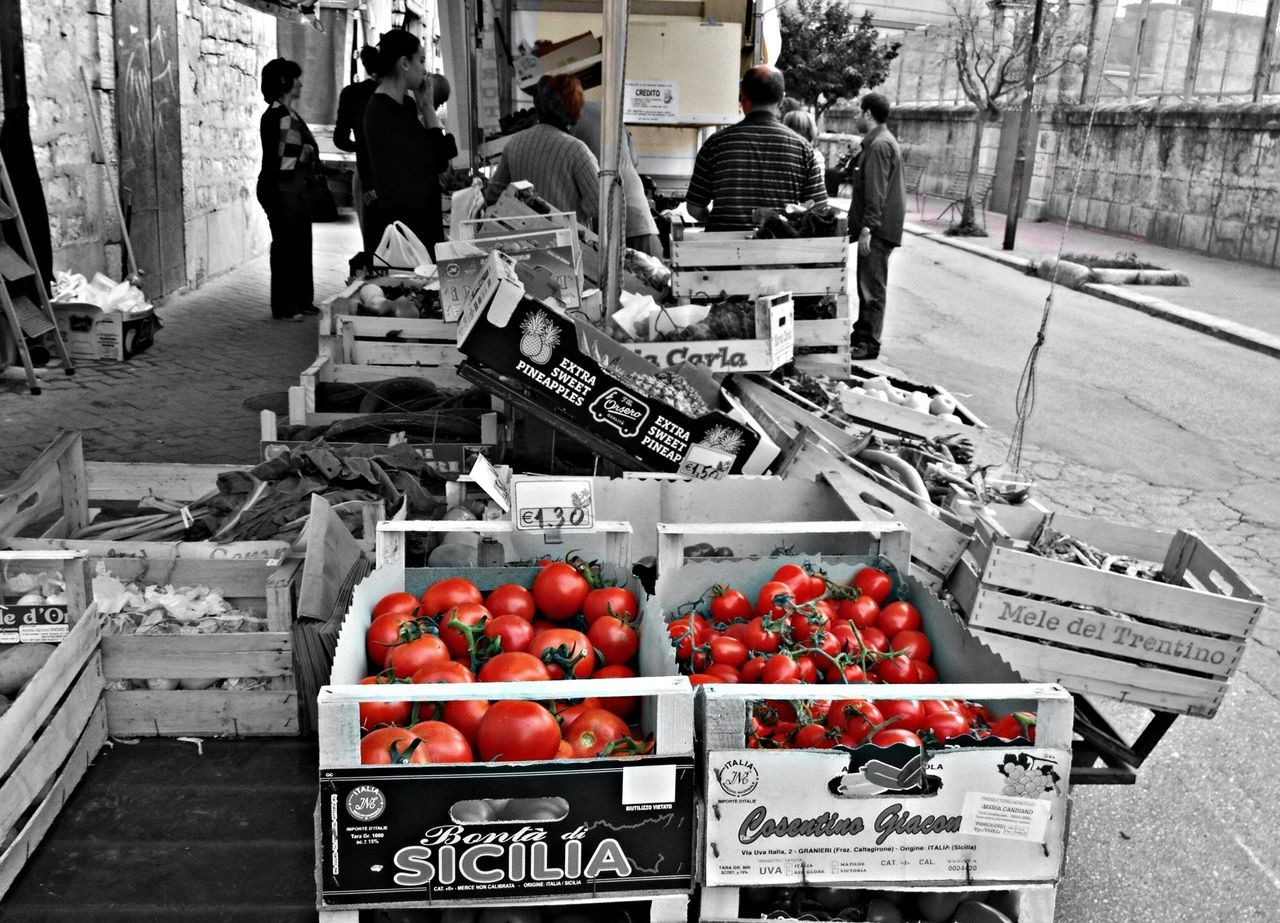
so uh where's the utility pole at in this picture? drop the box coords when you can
[1002,0,1045,251]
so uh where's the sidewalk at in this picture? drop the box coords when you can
[904,193,1280,345]
[0,213,362,485]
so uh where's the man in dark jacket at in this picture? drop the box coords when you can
[848,92,905,362]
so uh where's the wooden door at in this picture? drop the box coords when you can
[114,0,186,298]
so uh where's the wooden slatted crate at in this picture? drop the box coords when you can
[95,555,302,737]
[621,292,795,373]
[948,505,1264,718]
[0,552,106,899]
[314,520,695,919]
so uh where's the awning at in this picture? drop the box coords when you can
[229,0,358,25]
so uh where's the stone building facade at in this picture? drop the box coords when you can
[12,0,276,294]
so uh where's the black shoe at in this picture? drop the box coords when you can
[849,342,880,361]
[297,304,321,315]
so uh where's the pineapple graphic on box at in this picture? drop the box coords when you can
[519,309,561,365]
[700,425,745,456]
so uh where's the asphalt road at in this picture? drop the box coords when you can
[882,235,1280,922]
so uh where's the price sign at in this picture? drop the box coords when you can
[510,477,595,532]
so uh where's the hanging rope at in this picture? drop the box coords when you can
[1005,8,1121,474]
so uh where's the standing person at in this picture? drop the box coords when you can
[572,100,660,255]
[334,45,379,247]
[363,30,458,262]
[847,92,905,362]
[484,75,600,228]
[782,109,825,172]
[256,57,319,322]
[684,66,827,231]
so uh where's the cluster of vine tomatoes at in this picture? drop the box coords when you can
[747,697,1036,751]
[358,566,652,765]
[667,564,938,687]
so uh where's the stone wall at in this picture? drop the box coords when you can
[19,0,119,278]
[177,0,276,289]
[1043,102,1280,267]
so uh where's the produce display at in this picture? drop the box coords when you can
[664,562,1036,750]
[1023,520,1165,581]
[355,280,445,319]
[611,297,758,344]
[731,885,1025,922]
[603,366,712,418]
[357,570,653,764]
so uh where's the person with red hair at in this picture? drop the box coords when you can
[484,75,599,227]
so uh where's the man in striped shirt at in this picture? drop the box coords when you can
[685,66,827,231]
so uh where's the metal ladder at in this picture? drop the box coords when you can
[0,149,75,394]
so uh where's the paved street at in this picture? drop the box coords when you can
[1,211,1277,920]
[884,234,1280,922]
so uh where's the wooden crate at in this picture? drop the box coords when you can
[317,521,695,916]
[699,883,1057,923]
[668,225,849,300]
[95,555,302,737]
[948,506,1265,719]
[0,432,292,561]
[622,293,794,373]
[0,552,106,899]
[793,292,853,376]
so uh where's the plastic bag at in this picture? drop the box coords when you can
[374,220,432,271]
[450,179,485,241]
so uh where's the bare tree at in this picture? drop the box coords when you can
[948,0,1085,233]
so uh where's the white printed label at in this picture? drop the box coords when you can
[510,477,594,532]
[959,792,1052,843]
[624,80,679,124]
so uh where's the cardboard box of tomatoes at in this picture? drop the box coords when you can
[317,557,698,909]
[456,252,766,478]
[652,554,1074,890]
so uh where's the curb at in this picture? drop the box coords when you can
[904,223,1280,361]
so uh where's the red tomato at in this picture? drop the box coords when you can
[837,595,880,629]
[358,675,412,731]
[563,708,631,758]
[593,664,639,718]
[872,728,923,747]
[709,586,753,624]
[795,654,819,684]
[420,577,483,618]
[855,626,889,654]
[483,613,537,655]
[755,581,793,618]
[922,699,965,715]
[485,583,536,621]
[852,568,893,604]
[582,586,638,625]
[873,654,917,684]
[921,709,971,742]
[761,654,800,684]
[721,621,750,643]
[688,673,720,686]
[793,723,836,749]
[771,564,811,599]
[530,628,596,679]
[890,628,931,662]
[551,699,600,729]
[787,606,828,643]
[989,711,1037,742]
[705,663,741,683]
[739,656,767,683]
[876,699,927,732]
[827,661,869,684]
[587,616,639,667]
[476,700,563,761]
[437,602,491,659]
[532,562,591,621]
[477,651,552,683]
[373,592,422,622]
[367,610,422,668]
[742,616,783,654]
[407,720,474,763]
[668,615,710,659]
[878,601,922,636]
[360,727,429,764]
[557,739,575,758]
[412,661,475,684]
[828,699,884,746]
[913,660,938,683]
[806,572,829,603]
[442,699,489,747]
[708,636,749,668]
[388,633,451,679]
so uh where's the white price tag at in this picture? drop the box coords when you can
[510,477,595,532]
[467,455,510,512]
[958,792,1052,843]
[180,505,195,529]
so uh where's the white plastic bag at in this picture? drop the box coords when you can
[374,220,432,271]
[449,179,485,241]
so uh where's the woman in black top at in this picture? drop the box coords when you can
[363,30,457,263]
[256,58,319,321]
